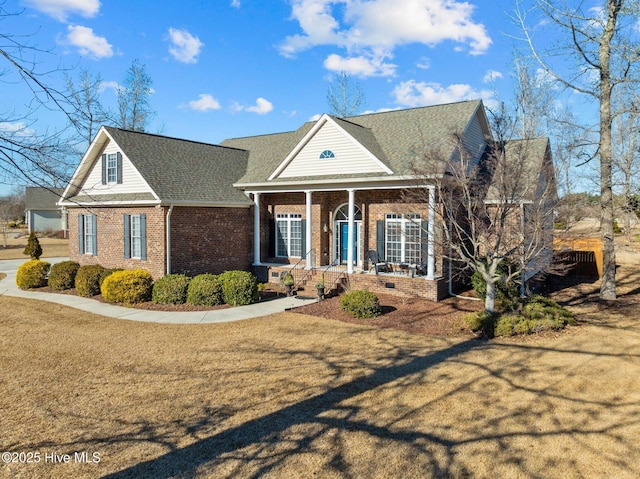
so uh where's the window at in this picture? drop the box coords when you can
[276,213,302,257]
[319,150,335,159]
[107,153,118,183]
[77,214,97,256]
[124,214,146,260]
[101,152,122,185]
[385,213,421,264]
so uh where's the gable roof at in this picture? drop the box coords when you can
[64,127,252,206]
[226,100,489,186]
[25,187,64,210]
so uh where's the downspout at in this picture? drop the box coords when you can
[165,203,174,275]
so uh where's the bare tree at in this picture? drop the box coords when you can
[326,71,366,118]
[516,0,640,300]
[410,131,557,313]
[0,186,25,247]
[117,59,155,131]
[0,2,78,188]
[65,68,112,145]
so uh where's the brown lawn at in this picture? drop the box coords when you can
[0,241,639,478]
[0,231,69,260]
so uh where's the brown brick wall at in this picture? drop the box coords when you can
[169,206,254,276]
[68,206,166,278]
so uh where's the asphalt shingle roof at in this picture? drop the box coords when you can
[25,187,64,210]
[226,100,484,185]
[101,127,251,204]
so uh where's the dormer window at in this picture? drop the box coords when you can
[319,150,335,159]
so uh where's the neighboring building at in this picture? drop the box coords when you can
[25,187,65,233]
[59,100,556,301]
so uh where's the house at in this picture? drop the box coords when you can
[59,100,555,301]
[25,187,65,233]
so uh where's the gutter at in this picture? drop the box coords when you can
[165,203,174,275]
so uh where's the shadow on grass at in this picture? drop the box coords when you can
[101,338,481,479]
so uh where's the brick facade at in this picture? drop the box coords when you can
[68,206,166,279]
[68,205,254,279]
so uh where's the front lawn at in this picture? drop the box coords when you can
[1,274,639,478]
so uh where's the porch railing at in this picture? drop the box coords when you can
[287,249,316,291]
[318,258,347,294]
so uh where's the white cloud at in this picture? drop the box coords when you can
[23,0,100,22]
[232,98,274,115]
[62,25,113,59]
[323,53,396,77]
[416,56,431,70]
[280,0,491,77]
[188,94,221,112]
[246,98,273,115]
[392,80,492,107]
[168,28,204,64]
[483,69,503,83]
[230,0,241,7]
[99,80,120,93]
[0,121,36,137]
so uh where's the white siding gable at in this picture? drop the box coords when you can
[79,138,154,196]
[274,117,392,179]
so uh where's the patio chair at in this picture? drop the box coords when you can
[367,250,389,275]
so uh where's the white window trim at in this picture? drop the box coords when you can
[276,213,302,258]
[107,153,118,184]
[84,215,96,255]
[130,214,142,259]
[385,213,421,264]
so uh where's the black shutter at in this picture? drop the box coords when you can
[101,154,107,185]
[376,220,385,260]
[77,214,84,254]
[123,214,130,259]
[300,219,306,256]
[116,152,123,184]
[268,219,275,258]
[140,214,147,260]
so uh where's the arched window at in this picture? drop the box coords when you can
[319,150,335,159]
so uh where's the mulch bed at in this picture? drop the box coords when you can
[291,292,483,336]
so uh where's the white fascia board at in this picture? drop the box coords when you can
[61,126,110,200]
[235,176,441,193]
[59,199,162,207]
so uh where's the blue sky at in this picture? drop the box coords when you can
[1,0,597,195]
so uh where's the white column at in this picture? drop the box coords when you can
[305,190,313,270]
[427,185,436,279]
[253,192,261,265]
[347,189,355,274]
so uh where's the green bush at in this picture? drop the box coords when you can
[48,261,80,290]
[218,270,258,306]
[463,296,575,338]
[340,290,382,318]
[23,232,43,260]
[16,259,50,289]
[152,274,191,304]
[99,268,123,288]
[186,273,223,306]
[101,269,153,304]
[613,219,622,234]
[75,265,106,297]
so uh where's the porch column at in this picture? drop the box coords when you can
[253,192,261,265]
[305,190,313,270]
[347,188,355,274]
[427,185,436,279]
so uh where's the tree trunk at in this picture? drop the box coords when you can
[485,280,496,314]
[598,0,620,301]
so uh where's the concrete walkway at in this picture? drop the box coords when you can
[0,258,318,324]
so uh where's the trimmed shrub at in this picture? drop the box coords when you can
[463,296,575,338]
[75,265,106,297]
[99,268,123,288]
[186,273,223,306]
[340,290,382,318]
[218,270,258,306]
[152,274,191,304]
[48,261,80,290]
[101,269,153,304]
[23,232,43,260]
[16,259,50,289]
